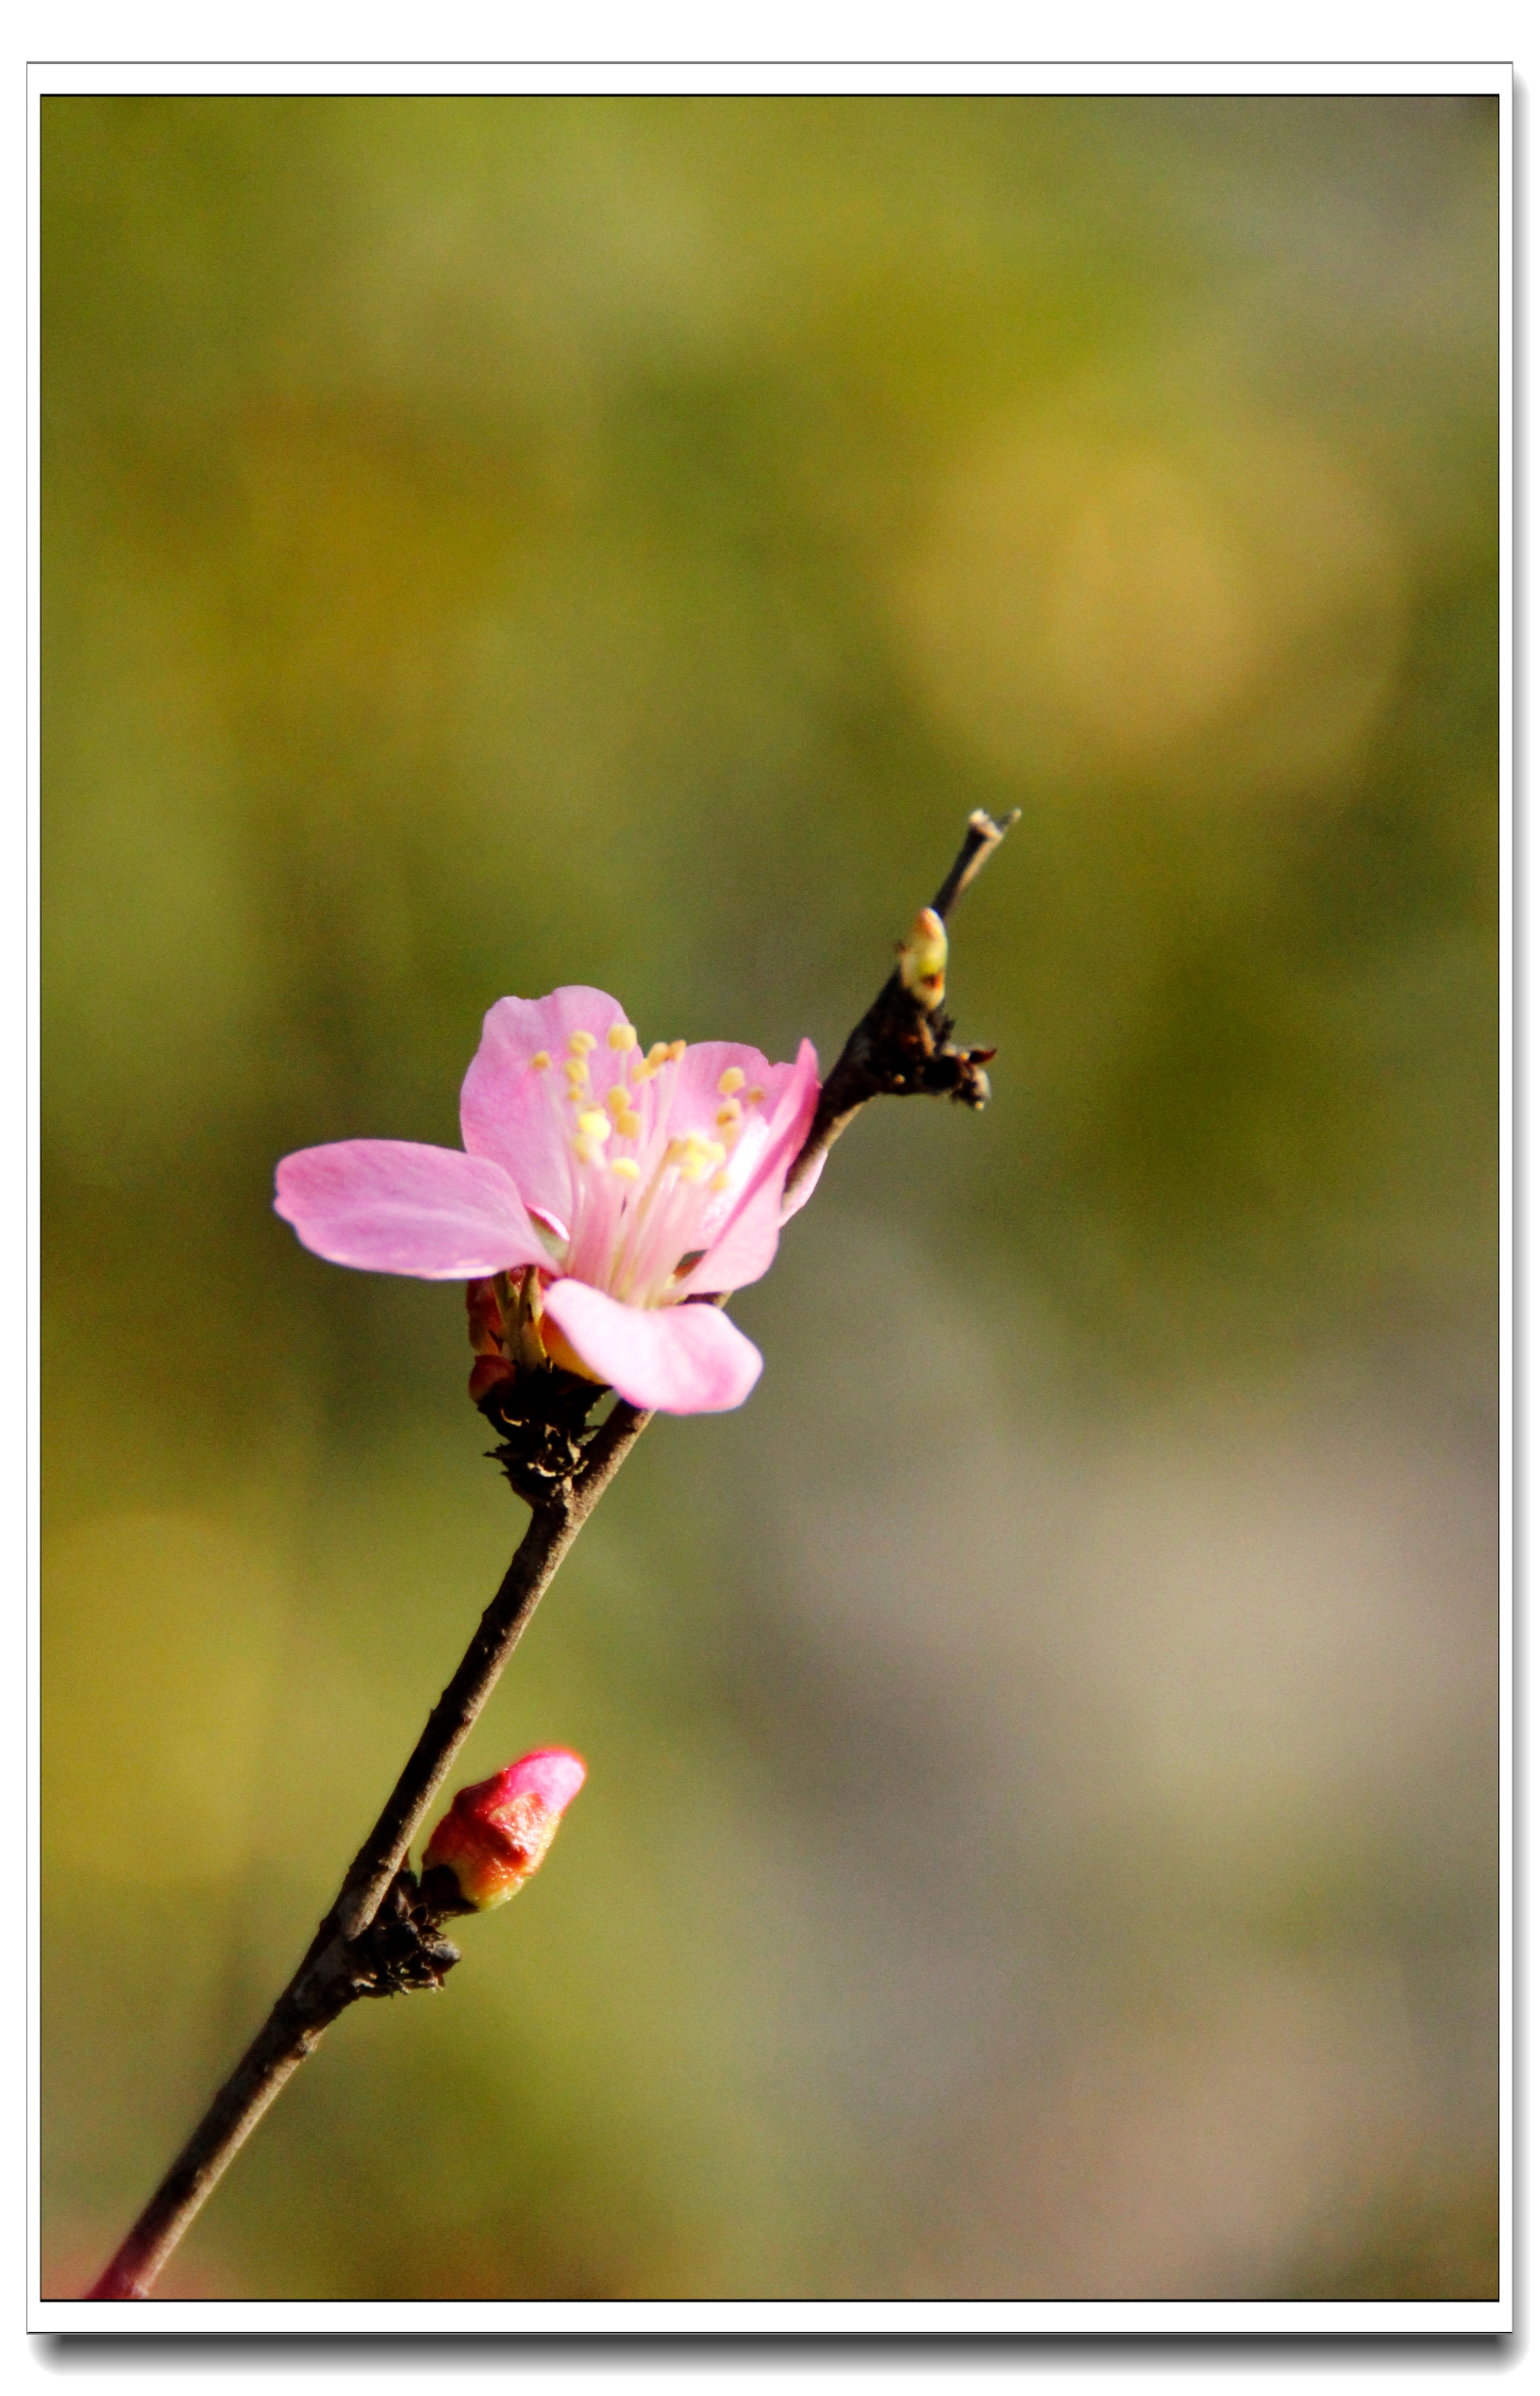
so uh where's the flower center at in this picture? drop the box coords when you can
[544,1034,766,1306]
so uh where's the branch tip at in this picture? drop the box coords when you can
[930,807,1020,922]
[782,808,1015,1199]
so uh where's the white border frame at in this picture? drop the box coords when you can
[25,53,1514,2343]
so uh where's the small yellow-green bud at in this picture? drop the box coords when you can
[898,906,947,1008]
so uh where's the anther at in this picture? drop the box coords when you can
[666,1040,686,1063]
[717,1067,745,1096]
[617,1110,642,1138]
[746,1086,764,1106]
[611,1157,641,1181]
[608,1023,638,1051]
[569,1030,597,1055]
[577,1110,611,1144]
[530,1051,551,1071]
[716,1101,742,1129]
[606,1085,630,1119]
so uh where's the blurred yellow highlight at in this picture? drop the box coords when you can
[43,1511,291,1887]
[892,410,1404,796]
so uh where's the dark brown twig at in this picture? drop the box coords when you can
[782,807,1017,1201]
[88,1396,647,2300]
[85,808,1013,2301]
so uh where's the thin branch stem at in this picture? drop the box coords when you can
[88,1402,648,2300]
[332,1397,648,1943]
[85,807,1014,2302]
[927,804,1020,924]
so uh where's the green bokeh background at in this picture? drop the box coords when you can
[42,94,1499,2301]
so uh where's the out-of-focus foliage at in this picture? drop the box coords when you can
[42,95,1498,2301]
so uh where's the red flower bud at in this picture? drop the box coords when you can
[422,1748,586,1911]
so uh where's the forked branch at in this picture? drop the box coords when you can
[86,807,1015,2302]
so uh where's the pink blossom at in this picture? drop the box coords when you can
[275,986,821,1414]
[423,1747,587,1911]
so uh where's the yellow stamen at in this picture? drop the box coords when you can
[716,1101,742,1129]
[717,1067,745,1096]
[608,1022,638,1051]
[606,1085,630,1119]
[666,1039,686,1063]
[577,1110,611,1145]
[617,1110,642,1138]
[678,1134,727,1184]
[746,1086,764,1105]
[530,1050,551,1071]
[611,1156,641,1181]
[569,1030,597,1055]
[710,1169,730,1193]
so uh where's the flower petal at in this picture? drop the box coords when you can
[275,1141,549,1280]
[676,1037,821,1295]
[541,1281,763,1414]
[661,1039,780,1141]
[499,1748,587,1813]
[460,988,633,1223]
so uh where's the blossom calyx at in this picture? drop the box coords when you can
[466,1276,515,1404]
[421,1748,586,1912]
